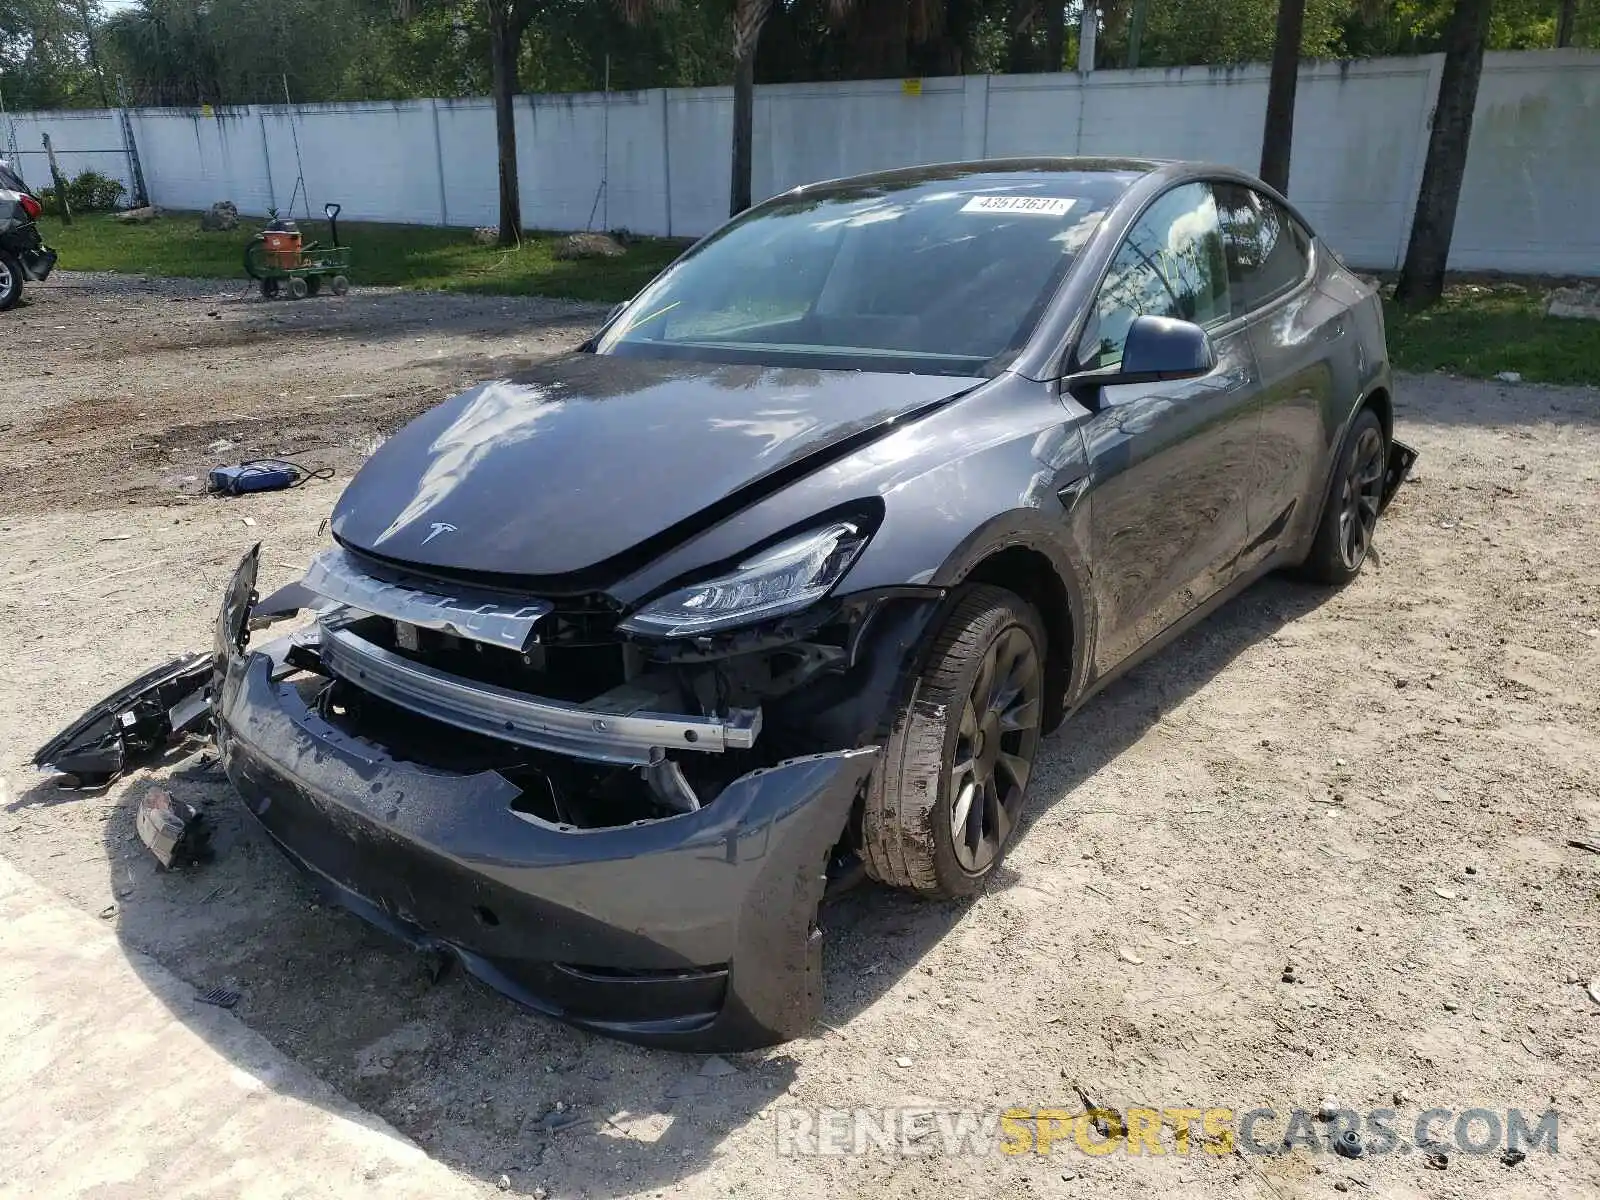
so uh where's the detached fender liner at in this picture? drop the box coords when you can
[1380,438,1419,515]
[216,652,877,1049]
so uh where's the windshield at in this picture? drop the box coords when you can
[594,169,1139,376]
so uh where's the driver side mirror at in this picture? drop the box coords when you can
[1066,314,1215,401]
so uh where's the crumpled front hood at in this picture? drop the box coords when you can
[331,354,979,585]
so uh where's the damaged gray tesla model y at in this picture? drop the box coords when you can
[204,159,1414,1048]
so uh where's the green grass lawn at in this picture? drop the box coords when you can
[36,212,687,304]
[1382,282,1600,387]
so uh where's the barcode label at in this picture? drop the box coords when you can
[960,195,1076,217]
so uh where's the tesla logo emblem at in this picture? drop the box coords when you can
[421,522,457,545]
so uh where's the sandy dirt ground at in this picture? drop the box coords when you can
[1,273,1597,1200]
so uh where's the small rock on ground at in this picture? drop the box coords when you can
[698,1055,739,1078]
[552,232,626,260]
[200,200,239,232]
[1546,284,1600,321]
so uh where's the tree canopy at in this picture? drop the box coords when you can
[2,0,1595,111]
[2,0,100,107]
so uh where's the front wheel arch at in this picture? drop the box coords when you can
[930,518,1090,730]
[956,546,1075,733]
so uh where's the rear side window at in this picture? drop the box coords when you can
[1077,182,1231,371]
[1214,184,1313,316]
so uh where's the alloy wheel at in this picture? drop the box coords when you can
[0,257,14,300]
[949,624,1043,875]
[1337,426,1385,570]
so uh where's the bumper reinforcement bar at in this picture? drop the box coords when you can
[319,623,761,766]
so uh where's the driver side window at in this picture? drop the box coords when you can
[1078,183,1231,371]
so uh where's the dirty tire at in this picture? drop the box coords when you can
[330,274,349,296]
[287,276,309,300]
[0,250,22,310]
[1300,408,1386,585]
[860,584,1047,899]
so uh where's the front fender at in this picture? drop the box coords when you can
[603,376,1100,706]
[923,506,1095,713]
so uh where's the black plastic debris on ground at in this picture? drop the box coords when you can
[136,786,212,869]
[31,654,212,788]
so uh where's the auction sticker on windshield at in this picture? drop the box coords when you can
[960,195,1076,216]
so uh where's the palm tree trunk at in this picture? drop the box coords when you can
[730,0,770,217]
[1044,2,1065,71]
[488,1,523,245]
[1556,0,1576,46]
[1396,0,1494,308]
[1127,0,1150,68]
[75,0,111,107]
[1006,0,1038,72]
[1259,0,1305,193]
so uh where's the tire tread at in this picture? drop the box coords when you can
[0,250,22,311]
[860,584,1043,898]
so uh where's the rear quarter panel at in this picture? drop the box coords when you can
[1249,245,1390,560]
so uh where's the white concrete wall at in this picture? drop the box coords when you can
[3,108,134,199]
[133,107,275,214]
[4,49,1597,274]
[1451,51,1600,273]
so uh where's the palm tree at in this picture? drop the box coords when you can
[484,0,539,246]
[1556,0,1576,46]
[726,0,956,216]
[1260,0,1388,195]
[1396,0,1494,307]
[406,0,674,246]
[398,0,539,245]
[729,0,771,215]
[1259,0,1305,192]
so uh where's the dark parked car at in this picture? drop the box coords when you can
[0,160,58,309]
[211,158,1413,1048]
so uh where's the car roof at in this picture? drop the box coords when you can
[787,157,1173,196]
[781,157,1297,205]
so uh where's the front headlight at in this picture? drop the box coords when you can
[618,521,869,637]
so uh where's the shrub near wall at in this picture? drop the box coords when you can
[38,169,127,213]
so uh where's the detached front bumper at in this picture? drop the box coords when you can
[19,244,57,282]
[8,220,58,282]
[215,649,877,1049]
